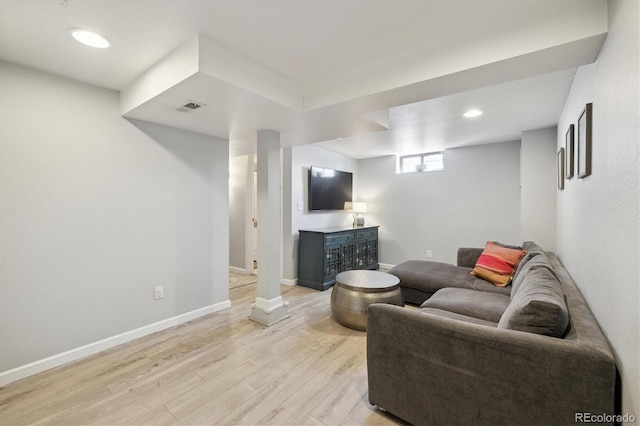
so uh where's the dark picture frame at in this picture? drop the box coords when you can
[565,124,574,179]
[557,148,565,190]
[577,103,592,178]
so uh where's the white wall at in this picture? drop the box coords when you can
[556,0,639,416]
[358,142,522,265]
[282,145,358,281]
[0,61,230,377]
[520,127,557,250]
[229,155,250,271]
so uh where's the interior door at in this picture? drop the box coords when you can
[251,168,258,272]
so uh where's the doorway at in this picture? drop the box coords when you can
[228,154,258,288]
[251,166,258,273]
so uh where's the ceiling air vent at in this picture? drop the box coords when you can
[176,101,203,112]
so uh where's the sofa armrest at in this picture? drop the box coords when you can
[457,247,483,267]
[367,304,615,426]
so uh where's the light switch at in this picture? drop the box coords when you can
[297,201,304,211]
[154,285,164,300]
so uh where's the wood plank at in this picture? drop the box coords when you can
[257,372,334,425]
[167,379,257,424]
[310,375,369,425]
[342,394,409,426]
[127,406,177,426]
[0,281,402,426]
[7,382,112,425]
[299,414,327,425]
[215,333,362,426]
[93,373,205,425]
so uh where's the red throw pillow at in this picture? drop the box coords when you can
[471,241,527,287]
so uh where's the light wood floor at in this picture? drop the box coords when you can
[0,283,406,425]
[228,272,257,289]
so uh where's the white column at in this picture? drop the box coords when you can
[250,130,290,326]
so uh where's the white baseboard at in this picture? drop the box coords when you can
[378,263,396,270]
[0,300,231,387]
[229,266,249,274]
[281,278,297,286]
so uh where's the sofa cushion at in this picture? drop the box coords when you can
[420,288,510,323]
[511,255,552,297]
[456,247,484,268]
[498,264,569,337]
[420,307,499,327]
[388,260,511,297]
[471,242,527,287]
[493,241,524,250]
[512,250,544,284]
[522,241,546,257]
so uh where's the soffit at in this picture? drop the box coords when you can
[0,0,608,158]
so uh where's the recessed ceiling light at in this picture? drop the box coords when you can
[463,109,483,118]
[69,29,110,49]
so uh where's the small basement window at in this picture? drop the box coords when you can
[398,151,444,173]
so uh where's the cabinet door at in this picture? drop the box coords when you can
[323,232,354,280]
[355,240,367,268]
[365,237,378,267]
[355,228,378,269]
[341,241,355,271]
[324,241,342,281]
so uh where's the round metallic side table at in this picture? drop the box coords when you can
[331,270,404,331]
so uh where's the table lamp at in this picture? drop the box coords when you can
[345,201,367,227]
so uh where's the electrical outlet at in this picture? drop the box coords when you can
[426,250,432,258]
[154,285,164,300]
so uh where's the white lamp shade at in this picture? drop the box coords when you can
[352,202,367,213]
[344,201,352,210]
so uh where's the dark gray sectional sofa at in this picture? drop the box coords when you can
[367,241,616,425]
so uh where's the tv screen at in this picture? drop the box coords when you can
[308,166,353,211]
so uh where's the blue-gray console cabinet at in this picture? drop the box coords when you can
[297,225,379,291]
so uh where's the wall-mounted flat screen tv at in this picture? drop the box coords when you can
[308,166,353,211]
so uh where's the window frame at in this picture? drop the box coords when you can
[398,151,444,174]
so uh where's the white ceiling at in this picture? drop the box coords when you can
[0,0,608,158]
[316,68,578,158]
